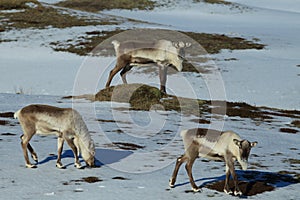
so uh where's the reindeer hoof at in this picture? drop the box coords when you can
[56,163,66,169]
[192,187,202,193]
[234,190,242,196]
[169,179,175,188]
[74,163,83,169]
[224,189,233,195]
[31,154,38,163]
[26,164,37,168]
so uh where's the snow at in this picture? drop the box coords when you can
[1,93,299,199]
[0,0,299,199]
[103,2,300,109]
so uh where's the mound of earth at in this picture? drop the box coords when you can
[94,84,205,116]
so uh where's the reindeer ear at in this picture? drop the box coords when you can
[185,42,191,48]
[172,42,179,48]
[233,139,241,148]
[178,41,185,48]
[251,141,258,147]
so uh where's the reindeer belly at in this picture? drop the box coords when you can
[35,121,62,135]
[203,152,224,161]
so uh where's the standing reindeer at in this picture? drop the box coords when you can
[14,104,95,169]
[106,39,191,93]
[169,128,257,196]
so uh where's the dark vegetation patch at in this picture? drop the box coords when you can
[261,109,300,119]
[0,1,119,31]
[97,119,132,124]
[291,120,300,128]
[82,176,102,183]
[205,180,274,196]
[194,0,232,5]
[112,142,145,150]
[278,171,300,182]
[189,118,211,124]
[279,128,298,134]
[63,176,102,185]
[283,159,300,165]
[183,32,265,54]
[56,0,241,13]
[0,0,38,10]
[205,171,299,196]
[97,119,116,123]
[1,133,16,136]
[56,0,156,12]
[0,112,14,118]
[50,29,265,62]
[212,101,273,119]
[0,120,9,126]
[248,162,269,169]
[50,29,265,75]
[112,176,130,180]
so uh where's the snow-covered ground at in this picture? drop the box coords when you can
[1,93,299,199]
[0,0,299,109]
[0,0,299,199]
[103,1,300,110]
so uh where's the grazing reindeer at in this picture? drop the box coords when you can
[106,39,191,93]
[169,128,257,196]
[14,104,95,169]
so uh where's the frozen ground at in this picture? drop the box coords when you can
[0,92,299,200]
[0,0,299,109]
[0,0,299,199]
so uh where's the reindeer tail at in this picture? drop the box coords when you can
[180,129,195,150]
[14,109,21,119]
[111,40,120,48]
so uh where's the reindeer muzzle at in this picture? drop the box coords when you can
[240,160,248,170]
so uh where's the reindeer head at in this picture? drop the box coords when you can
[82,140,95,167]
[233,139,257,170]
[173,41,191,58]
[169,41,191,71]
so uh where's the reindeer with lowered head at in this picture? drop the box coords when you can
[169,128,257,196]
[14,104,95,169]
[106,39,191,93]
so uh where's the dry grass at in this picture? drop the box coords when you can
[94,84,206,116]
[194,0,232,5]
[50,29,265,59]
[0,1,120,31]
[0,0,40,10]
[56,0,156,12]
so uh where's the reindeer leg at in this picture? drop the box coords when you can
[169,154,187,188]
[158,65,168,94]
[224,164,233,195]
[105,57,129,88]
[27,141,38,163]
[64,136,82,169]
[20,133,37,168]
[227,159,242,196]
[120,64,133,84]
[185,155,200,192]
[56,136,65,169]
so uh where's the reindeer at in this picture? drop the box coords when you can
[105,39,191,93]
[14,104,95,169]
[169,128,257,196]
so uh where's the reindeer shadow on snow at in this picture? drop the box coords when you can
[38,148,133,169]
[171,168,299,197]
